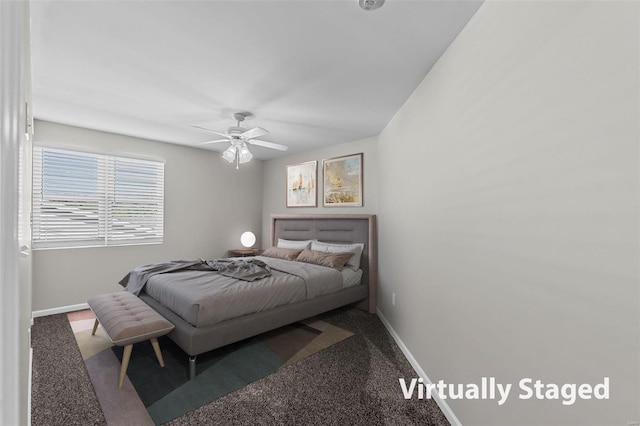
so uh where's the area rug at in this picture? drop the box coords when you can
[68,310,353,425]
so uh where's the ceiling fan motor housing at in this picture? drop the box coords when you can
[228,126,246,135]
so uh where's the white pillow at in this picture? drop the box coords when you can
[310,241,365,270]
[277,238,315,250]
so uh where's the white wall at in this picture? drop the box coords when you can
[260,136,378,245]
[32,120,263,311]
[377,2,639,425]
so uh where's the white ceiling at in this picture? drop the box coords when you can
[31,0,482,160]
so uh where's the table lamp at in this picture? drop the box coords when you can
[240,231,256,249]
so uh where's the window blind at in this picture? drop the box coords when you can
[32,147,164,249]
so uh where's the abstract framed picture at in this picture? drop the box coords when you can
[286,161,317,207]
[323,153,363,207]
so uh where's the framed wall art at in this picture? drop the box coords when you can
[286,161,317,207]
[323,153,363,207]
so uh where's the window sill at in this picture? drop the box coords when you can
[32,241,163,251]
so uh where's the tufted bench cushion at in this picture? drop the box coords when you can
[87,291,174,387]
[88,292,174,345]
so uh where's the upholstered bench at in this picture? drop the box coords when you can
[87,291,175,388]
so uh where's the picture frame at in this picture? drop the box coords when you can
[323,153,363,207]
[286,161,317,207]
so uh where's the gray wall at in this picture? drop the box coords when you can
[376,2,639,425]
[260,136,378,245]
[32,120,264,311]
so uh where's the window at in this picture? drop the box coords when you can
[32,146,164,249]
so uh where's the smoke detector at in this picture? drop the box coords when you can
[359,0,385,11]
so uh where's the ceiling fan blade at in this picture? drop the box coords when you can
[191,125,229,138]
[241,127,269,140]
[248,139,289,151]
[197,139,230,145]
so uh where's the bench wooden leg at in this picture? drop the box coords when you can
[91,319,99,336]
[118,344,133,388]
[150,337,165,367]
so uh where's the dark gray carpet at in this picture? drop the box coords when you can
[31,308,450,426]
[31,314,107,426]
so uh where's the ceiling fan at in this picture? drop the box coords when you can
[192,112,288,169]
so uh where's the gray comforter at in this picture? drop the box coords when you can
[143,256,344,327]
[120,258,272,296]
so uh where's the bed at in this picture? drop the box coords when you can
[138,214,377,379]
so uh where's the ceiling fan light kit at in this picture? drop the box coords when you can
[222,137,254,169]
[193,111,288,169]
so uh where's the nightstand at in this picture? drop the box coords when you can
[227,248,263,257]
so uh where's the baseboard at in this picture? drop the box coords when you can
[32,302,89,318]
[376,308,462,426]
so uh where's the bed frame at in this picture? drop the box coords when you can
[140,214,377,379]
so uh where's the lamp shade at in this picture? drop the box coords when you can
[240,231,256,248]
[222,146,237,163]
[238,144,253,163]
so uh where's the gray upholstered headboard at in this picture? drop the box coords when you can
[270,214,377,313]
